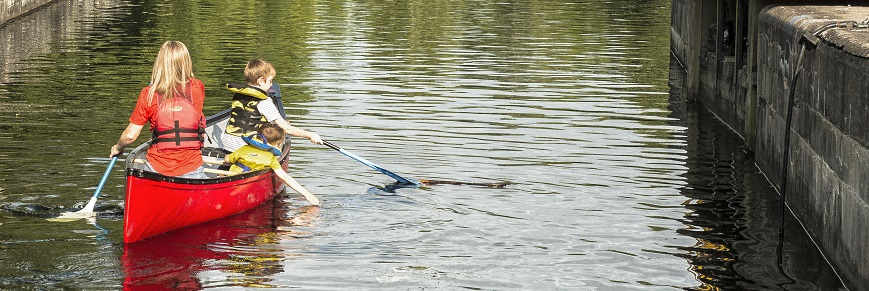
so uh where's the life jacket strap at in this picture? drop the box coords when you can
[234,161,252,173]
[153,121,205,146]
[152,137,204,144]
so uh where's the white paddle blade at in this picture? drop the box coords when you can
[48,210,97,222]
[48,196,98,222]
[77,196,98,213]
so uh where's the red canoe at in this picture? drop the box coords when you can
[122,85,291,243]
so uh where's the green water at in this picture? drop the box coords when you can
[0,0,846,289]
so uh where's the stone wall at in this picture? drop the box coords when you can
[669,0,701,100]
[671,0,762,141]
[672,1,869,287]
[756,5,869,287]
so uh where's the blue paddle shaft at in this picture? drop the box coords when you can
[324,141,418,185]
[90,155,119,200]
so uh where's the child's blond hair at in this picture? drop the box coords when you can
[148,41,194,103]
[258,123,285,146]
[244,59,276,85]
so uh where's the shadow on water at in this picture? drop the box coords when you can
[371,180,512,194]
[0,200,125,219]
[668,57,845,290]
[419,179,511,189]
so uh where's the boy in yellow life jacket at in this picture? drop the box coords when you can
[221,58,322,152]
[224,123,320,206]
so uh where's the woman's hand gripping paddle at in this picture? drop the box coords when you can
[50,155,119,221]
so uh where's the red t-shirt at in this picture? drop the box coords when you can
[130,79,205,176]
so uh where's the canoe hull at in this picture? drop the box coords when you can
[123,169,281,243]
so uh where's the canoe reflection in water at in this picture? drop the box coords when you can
[121,197,319,290]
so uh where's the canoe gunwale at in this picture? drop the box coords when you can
[125,167,271,185]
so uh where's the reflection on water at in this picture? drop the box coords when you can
[0,0,846,290]
[121,198,318,289]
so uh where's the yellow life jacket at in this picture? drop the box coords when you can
[225,83,270,137]
[228,134,282,173]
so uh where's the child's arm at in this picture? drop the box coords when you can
[273,119,323,145]
[273,169,320,206]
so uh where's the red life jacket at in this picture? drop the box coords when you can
[151,95,205,150]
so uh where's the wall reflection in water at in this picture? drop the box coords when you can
[0,0,126,84]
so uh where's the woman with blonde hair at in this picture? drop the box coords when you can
[110,40,207,178]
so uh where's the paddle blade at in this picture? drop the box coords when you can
[323,141,418,185]
[337,147,418,185]
[49,210,97,222]
[78,196,98,213]
[48,194,99,222]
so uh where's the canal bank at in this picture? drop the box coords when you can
[671,2,869,288]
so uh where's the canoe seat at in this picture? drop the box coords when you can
[201,147,231,159]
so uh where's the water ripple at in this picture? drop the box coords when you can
[0,0,846,290]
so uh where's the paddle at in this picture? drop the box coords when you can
[323,141,419,186]
[57,155,118,219]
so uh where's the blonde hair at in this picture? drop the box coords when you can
[258,123,286,146]
[147,41,194,104]
[244,59,276,85]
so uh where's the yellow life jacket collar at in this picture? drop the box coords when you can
[226,82,269,100]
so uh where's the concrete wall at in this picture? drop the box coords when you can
[0,0,55,24]
[670,0,702,100]
[756,6,869,287]
[672,1,869,288]
[669,0,852,144]
[671,0,771,141]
